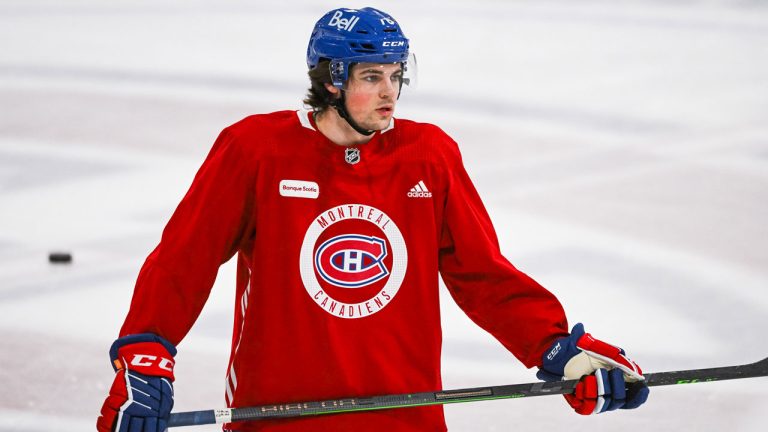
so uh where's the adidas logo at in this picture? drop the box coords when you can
[407,180,432,198]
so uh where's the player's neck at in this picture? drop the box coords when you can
[315,109,374,147]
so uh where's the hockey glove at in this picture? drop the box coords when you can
[537,323,650,415]
[97,333,177,432]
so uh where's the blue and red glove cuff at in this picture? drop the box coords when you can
[110,333,177,364]
[109,333,177,381]
[537,323,586,381]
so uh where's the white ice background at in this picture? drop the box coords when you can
[0,0,766,431]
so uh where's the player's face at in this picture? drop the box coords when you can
[343,63,402,131]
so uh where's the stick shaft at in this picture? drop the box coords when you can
[168,356,768,427]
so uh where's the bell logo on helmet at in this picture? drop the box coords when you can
[328,10,360,32]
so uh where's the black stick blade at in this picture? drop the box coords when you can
[645,356,768,387]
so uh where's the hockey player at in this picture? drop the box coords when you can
[97,7,649,432]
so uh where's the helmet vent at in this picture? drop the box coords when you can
[348,42,376,53]
[356,29,369,34]
[383,28,397,33]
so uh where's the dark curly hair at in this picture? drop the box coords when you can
[303,61,336,112]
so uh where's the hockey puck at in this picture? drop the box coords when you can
[48,252,73,264]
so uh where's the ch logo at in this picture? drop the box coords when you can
[300,204,407,319]
[315,234,389,288]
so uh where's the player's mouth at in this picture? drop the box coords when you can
[375,105,394,116]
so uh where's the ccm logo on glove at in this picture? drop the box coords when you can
[130,354,174,371]
[113,340,176,380]
[546,342,561,361]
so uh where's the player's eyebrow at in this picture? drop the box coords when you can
[358,68,384,75]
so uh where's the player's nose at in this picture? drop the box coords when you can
[379,78,397,98]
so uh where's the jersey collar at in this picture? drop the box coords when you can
[296,110,395,135]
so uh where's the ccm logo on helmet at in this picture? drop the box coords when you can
[130,354,174,372]
[315,234,389,288]
[382,41,406,47]
[328,11,359,32]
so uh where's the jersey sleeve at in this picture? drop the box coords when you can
[438,140,568,368]
[119,126,257,346]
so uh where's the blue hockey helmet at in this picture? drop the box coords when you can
[307,7,411,88]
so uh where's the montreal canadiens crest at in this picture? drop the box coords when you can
[300,204,407,319]
[315,234,389,288]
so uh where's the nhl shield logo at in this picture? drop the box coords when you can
[345,147,360,165]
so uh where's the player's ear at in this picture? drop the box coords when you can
[324,83,340,96]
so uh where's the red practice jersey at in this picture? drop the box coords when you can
[120,110,569,431]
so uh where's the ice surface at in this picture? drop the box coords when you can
[0,1,766,431]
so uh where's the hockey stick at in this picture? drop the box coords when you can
[167,356,768,427]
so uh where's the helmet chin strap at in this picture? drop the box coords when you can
[330,92,375,137]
